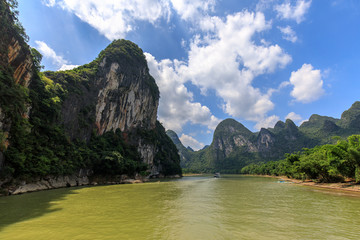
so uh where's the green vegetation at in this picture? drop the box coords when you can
[95,39,159,99]
[171,101,360,174]
[1,59,165,180]
[0,0,180,183]
[2,54,147,179]
[0,0,28,47]
[241,135,360,183]
[137,122,182,176]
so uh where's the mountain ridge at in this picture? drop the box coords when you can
[0,0,181,195]
[169,101,360,173]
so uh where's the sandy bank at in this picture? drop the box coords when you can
[277,176,360,193]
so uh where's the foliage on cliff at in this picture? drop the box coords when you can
[2,52,149,178]
[0,0,28,61]
[170,102,360,174]
[241,135,360,183]
[0,0,180,181]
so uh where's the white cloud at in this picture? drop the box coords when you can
[274,0,312,24]
[179,133,205,151]
[289,63,324,103]
[42,0,56,7]
[43,0,218,40]
[58,64,80,71]
[35,40,78,71]
[44,0,171,40]
[285,112,302,124]
[170,0,215,22]
[278,25,298,43]
[256,0,277,11]
[35,40,68,66]
[41,1,298,133]
[145,53,220,132]
[299,119,308,126]
[147,11,291,131]
[179,11,291,124]
[255,115,280,130]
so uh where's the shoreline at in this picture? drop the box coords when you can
[243,174,360,194]
[0,173,182,197]
[276,175,360,193]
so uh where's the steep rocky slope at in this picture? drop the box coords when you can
[0,0,33,174]
[0,1,181,195]
[170,102,360,173]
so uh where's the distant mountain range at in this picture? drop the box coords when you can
[167,101,360,173]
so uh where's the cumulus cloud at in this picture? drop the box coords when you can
[58,64,80,71]
[35,40,68,66]
[179,133,205,151]
[41,1,299,131]
[170,0,215,22]
[256,0,277,11]
[285,112,302,124]
[278,25,298,42]
[42,0,56,7]
[179,11,291,124]
[34,40,78,71]
[255,115,280,130]
[44,0,171,40]
[289,63,324,103]
[146,11,291,131]
[43,0,219,40]
[274,0,312,24]
[145,53,220,132]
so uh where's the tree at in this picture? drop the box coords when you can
[347,135,360,182]
[31,48,43,71]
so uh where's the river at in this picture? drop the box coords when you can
[0,175,360,239]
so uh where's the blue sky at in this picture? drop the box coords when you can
[17,0,360,150]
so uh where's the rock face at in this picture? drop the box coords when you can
[95,61,157,135]
[50,40,159,143]
[10,171,92,195]
[339,101,360,129]
[172,102,360,173]
[7,169,151,195]
[166,130,192,168]
[212,119,256,159]
[256,128,274,152]
[6,38,33,87]
[0,1,34,167]
[0,4,33,87]
[171,101,360,172]
[44,40,167,174]
[0,0,181,195]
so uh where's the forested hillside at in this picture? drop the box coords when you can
[0,0,180,195]
[169,102,360,173]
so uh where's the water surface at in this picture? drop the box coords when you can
[1,175,360,239]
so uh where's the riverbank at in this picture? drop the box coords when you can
[182,173,204,176]
[0,173,182,196]
[277,176,360,193]
[244,174,360,193]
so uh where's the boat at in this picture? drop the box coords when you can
[214,172,220,178]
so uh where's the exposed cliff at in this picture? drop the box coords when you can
[41,40,178,177]
[0,1,32,87]
[338,101,360,130]
[0,0,181,195]
[0,0,34,175]
[166,130,192,168]
[170,102,360,173]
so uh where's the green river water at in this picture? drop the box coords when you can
[0,175,360,239]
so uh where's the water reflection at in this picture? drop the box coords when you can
[0,176,360,239]
[0,187,79,231]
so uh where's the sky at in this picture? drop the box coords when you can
[17,0,360,150]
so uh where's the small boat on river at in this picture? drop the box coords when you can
[214,173,220,178]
